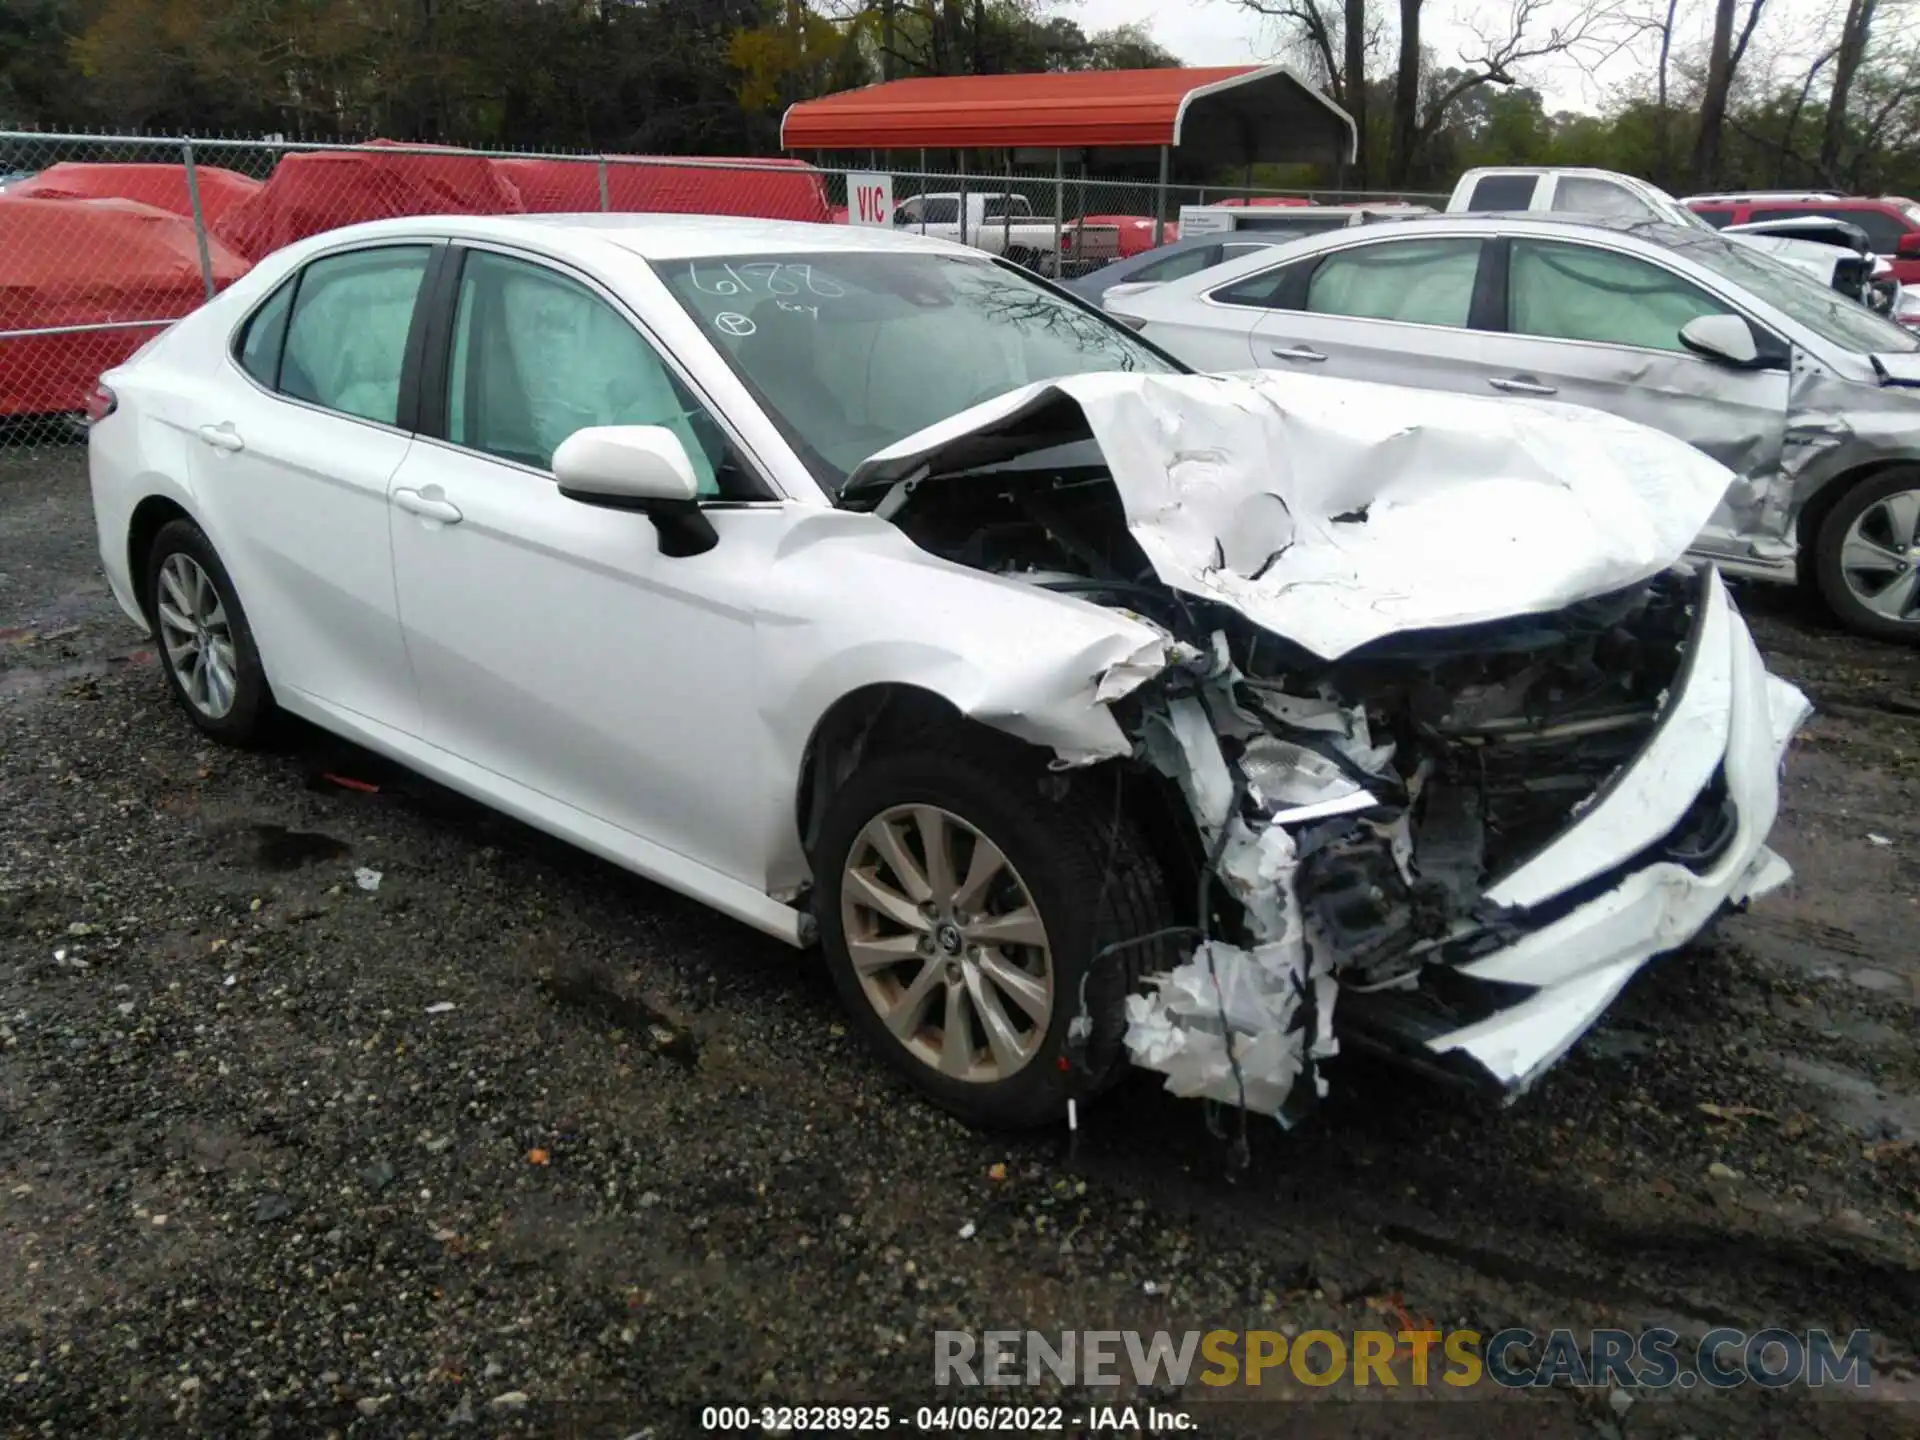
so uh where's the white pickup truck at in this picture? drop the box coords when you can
[1447,166,1895,310]
[893,192,1120,275]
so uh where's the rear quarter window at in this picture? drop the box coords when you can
[1465,174,1539,211]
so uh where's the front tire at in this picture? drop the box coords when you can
[1813,467,1920,640]
[814,738,1175,1129]
[144,518,275,744]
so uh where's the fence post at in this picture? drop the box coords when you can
[181,140,217,302]
[597,156,610,212]
[957,150,968,246]
[1052,148,1063,279]
[1153,144,1169,248]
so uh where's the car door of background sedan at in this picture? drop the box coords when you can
[384,246,782,886]
[1464,237,1790,485]
[1243,234,1516,398]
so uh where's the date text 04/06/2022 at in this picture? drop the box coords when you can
[699,1404,1196,1432]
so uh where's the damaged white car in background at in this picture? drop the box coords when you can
[90,217,1807,1136]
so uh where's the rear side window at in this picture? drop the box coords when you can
[1209,257,1312,308]
[1129,246,1223,283]
[1306,238,1482,326]
[278,246,431,426]
[1465,174,1538,211]
[1750,205,1908,251]
[1691,207,1736,228]
[234,278,295,387]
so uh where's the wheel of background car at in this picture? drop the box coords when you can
[1813,466,1920,640]
[812,737,1175,1128]
[144,518,276,744]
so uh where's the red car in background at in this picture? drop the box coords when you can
[1686,191,1920,283]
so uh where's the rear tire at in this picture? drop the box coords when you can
[143,518,276,745]
[813,737,1175,1129]
[1813,466,1920,641]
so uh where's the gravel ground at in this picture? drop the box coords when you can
[3,442,1919,1438]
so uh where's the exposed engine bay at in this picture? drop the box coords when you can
[879,459,1704,1118]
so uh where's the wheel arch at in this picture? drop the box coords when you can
[791,681,1203,922]
[126,493,195,622]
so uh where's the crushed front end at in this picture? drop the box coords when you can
[845,368,1812,1120]
[1113,565,1809,1116]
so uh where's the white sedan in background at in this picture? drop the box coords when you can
[89,215,1806,1130]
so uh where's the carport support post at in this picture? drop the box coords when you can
[597,156,610,212]
[181,141,216,302]
[1153,144,1170,247]
[1052,148,1064,279]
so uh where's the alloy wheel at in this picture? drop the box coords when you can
[839,804,1055,1083]
[155,553,239,719]
[1839,487,1920,624]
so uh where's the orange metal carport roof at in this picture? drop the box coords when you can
[780,66,1356,164]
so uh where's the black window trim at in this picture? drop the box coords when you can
[410,238,781,503]
[223,238,445,436]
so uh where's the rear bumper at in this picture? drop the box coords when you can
[1341,571,1809,1096]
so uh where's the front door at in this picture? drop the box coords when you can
[385,245,788,885]
[1474,237,1791,556]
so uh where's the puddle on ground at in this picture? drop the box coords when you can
[248,824,353,871]
[538,963,700,1066]
[0,649,153,698]
[1772,1054,1920,1142]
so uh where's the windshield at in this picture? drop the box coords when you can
[657,251,1176,490]
[1667,229,1920,352]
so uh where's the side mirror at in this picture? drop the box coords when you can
[553,425,718,557]
[1897,232,1920,258]
[1678,313,1761,367]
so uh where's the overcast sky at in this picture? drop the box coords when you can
[1052,0,1865,115]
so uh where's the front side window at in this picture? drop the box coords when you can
[278,246,431,425]
[1509,240,1729,352]
[1306,237,1481,327]
[446,250,743,495]
[658,251,1175,490]
[1692,207,1736,229]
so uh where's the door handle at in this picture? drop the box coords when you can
[393,488,463,524]
[1488,375,1558,396]
[197,422,244,452]
[1268,344,1328,363]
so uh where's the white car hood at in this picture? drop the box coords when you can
[847,369,1735,660]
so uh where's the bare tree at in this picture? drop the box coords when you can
[1820,0,1878,176]
[1388,0,1639,183]
[1344,0,1368,179]
[1690,0,1767,188]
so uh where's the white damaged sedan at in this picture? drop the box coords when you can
[89,215,1810,1128]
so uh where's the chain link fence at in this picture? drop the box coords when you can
[0,128,1441,449]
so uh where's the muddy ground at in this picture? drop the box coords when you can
[2,442,1918,1439]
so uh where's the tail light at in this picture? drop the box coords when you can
[84,383,117,426]
[1060,231,1075,251]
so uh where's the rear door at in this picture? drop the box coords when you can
[1245,233,1507,394]
[187,242,434,732]
[1467,235,1790,491]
